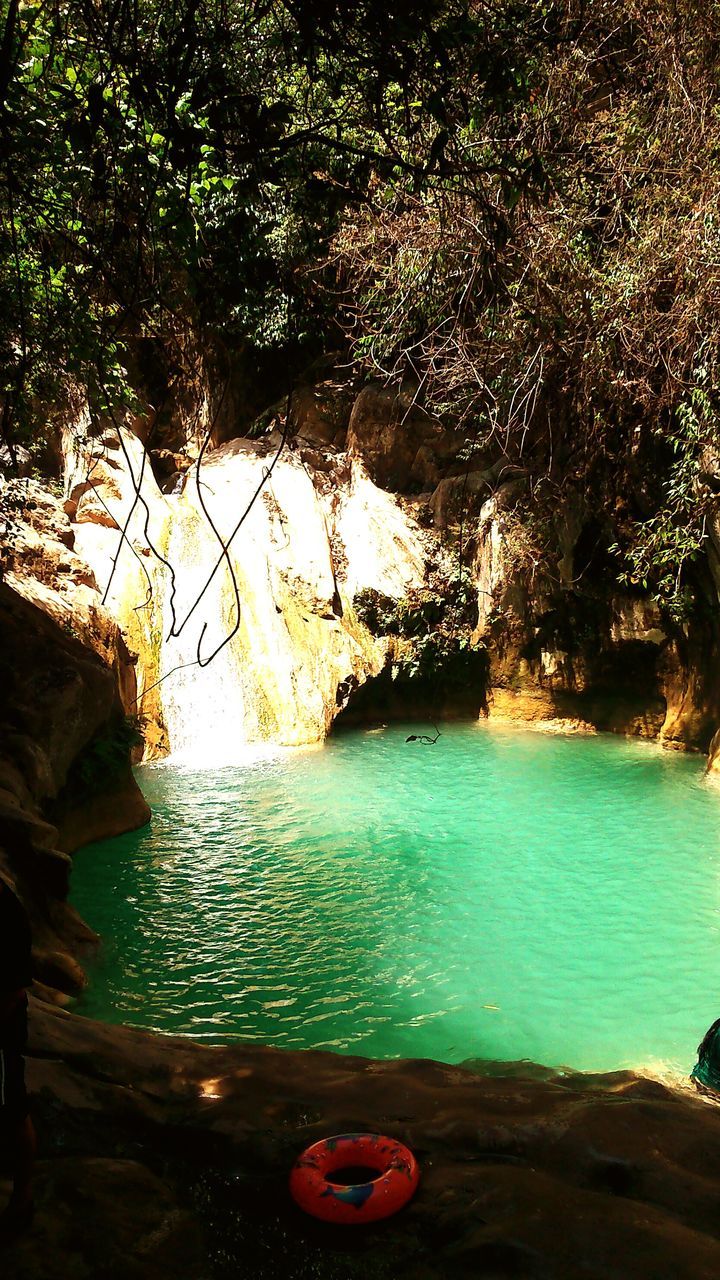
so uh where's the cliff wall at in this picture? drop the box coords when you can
[0,482,149,994]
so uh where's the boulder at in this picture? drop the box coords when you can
[430,466,500,529]
[347,382,465,491]
[290,381,354,446]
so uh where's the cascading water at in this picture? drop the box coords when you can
[67,426,428,764]
[159,441,348,760]
[156,499,250,764]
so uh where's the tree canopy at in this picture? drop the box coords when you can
[0,0,539,445]
[3,0,720,616]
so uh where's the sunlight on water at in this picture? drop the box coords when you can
[71,724,720,1074]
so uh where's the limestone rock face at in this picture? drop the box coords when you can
[1,477,141,716]
[71,456,125,527]
[65,424,172,759]
[0,582,149,992]
[474,488,522,634]
[347,382,465,492]
[2,479,94,590]
[55,400,720,759]
[610,597,666,646]
[468,488,720,747]
[63,425,428,760]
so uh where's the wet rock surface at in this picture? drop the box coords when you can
[65,422,431,754]
[3,1004,720,1279]
[0,487,150,992]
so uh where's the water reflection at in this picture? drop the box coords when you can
[72,723,720,1073]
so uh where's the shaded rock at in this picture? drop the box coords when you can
[410,443,442,490]
[0,583,149,992]
[2,1158,209,1280]
[0,442,32,476]
[149,447,191,480]
[430,467,503,530]
[11,1003,720,1280]
[347,383,465,492]
[708,727,720,773]
[32,948,87,994]
[290,380,354,446]
[0,583,119,795]
[298,444,334,472]
[553,488,587,586]
[160,470,185,495]
[56,768,150,855]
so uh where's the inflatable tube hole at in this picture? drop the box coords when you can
[325,1165,383,1186]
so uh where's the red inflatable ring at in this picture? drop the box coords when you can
[289,1132,419,1224]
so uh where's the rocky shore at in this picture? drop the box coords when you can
[3,1002,720,1279]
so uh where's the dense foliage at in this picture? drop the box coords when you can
[2,1,720,613]
[0,0,534,445]
[331,1,720,617]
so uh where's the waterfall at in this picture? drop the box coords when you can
[156,498,251,765]
[68,428,428,765]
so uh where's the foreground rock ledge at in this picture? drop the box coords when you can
[4,1004,720,1279]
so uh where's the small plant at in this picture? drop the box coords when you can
[60,617,82,642]
[610,364,720,621]
[354,573,484,693]
[394,632,487,691]
[353,575,477,639]
[73,714,145,795]
[353,588,405,635]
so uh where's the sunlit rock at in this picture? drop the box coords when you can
[61,424,428,762]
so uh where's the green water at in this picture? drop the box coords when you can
[71,723,720,1074]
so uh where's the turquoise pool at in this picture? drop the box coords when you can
[71,723,720,1074]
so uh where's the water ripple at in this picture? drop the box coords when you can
[72,723,720,1073]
